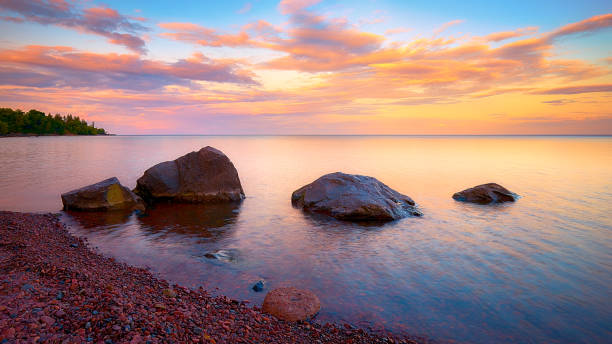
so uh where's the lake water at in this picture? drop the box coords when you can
[1,135,611,343]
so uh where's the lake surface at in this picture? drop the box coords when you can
[1,135,611,343]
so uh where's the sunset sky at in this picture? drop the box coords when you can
[0,0,611,134]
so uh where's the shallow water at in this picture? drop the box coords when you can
[1,135,611,343]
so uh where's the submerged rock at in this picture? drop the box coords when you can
[291,172,421,221]
[252,280,265,292]
[134,146,244,204]
[61,177,144,211]
[262,287,320,321]
[452,183,518,204]
[204,249,240,263]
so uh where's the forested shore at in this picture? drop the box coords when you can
[0,108,107,136]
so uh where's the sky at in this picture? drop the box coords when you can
[0,0,611,134]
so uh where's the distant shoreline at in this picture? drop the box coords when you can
[0,133,114,138]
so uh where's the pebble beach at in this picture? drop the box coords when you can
[0,211,427,344]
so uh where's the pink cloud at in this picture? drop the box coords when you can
[0,0,148,53]
[549,13,612,39]
[433,19,464,35]
[0,45,258,89]
[159,22,252,47]
[484,27,538,42]
[278,0,322,15]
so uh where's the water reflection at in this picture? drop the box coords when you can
[63,209,134,230]
[299,210,398,228]
[137,202,241,242]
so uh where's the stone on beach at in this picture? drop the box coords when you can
[61,177,144,211]
[134,146,244,203]
[452,183,518,204]
[291,172,422,221]
[262,287,321,321]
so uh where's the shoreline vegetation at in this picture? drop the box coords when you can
[0,211,426,343]
[0,108,108,136]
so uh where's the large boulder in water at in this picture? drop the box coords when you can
[262,287,320,321]
[452,183,518,204]
[291,172,422,221]
[61,177,144,211]
[134,146,244,203]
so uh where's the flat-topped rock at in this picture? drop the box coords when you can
[134,146,244,203]
[291,172,421,221]
[262,287,320,321]
[452,183,518,204]
[61,177,144,211]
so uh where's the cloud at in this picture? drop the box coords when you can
[385,27,412,35]
[541,99,576,106]
[484,27,538,42]
[0,45,258,90]
[278,0,321,15]
[238,2,252,14]
[159,22,252,47]
[433,19,464,35]
[549,13,612,40]
[0,0,148,53]
[532,84,612,95]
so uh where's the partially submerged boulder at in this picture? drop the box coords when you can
[452,183,518,204]
[134,146,244,203]
[291,172,421,221]
[61,177,144,211]
[262,287,320,321]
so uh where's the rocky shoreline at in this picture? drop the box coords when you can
[0,211,427,344]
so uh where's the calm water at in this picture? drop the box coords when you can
[1,136,611,343]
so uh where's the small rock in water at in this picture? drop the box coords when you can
[204,249,240,263]
[252,280,265,292]
[452,183,518,204]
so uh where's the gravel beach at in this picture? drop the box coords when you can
[0,211,426,344]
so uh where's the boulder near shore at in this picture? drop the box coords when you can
[61,177,144,211]
[262,287,321,321]
[134,146,245,203]
[291,172,422,221]
[452,183,518,204]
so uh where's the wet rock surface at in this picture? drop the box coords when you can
[291,172,422,221]
[61,177,144,211]
[262,287,321,322]
[0,211,426,343]
[452,183,518,204]
[134,146,245,204]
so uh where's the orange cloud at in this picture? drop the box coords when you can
[531,84,612,95]
[549,13,612,39]
[484,27,538,42]
[159,22,252,47]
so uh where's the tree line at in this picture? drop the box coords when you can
[0,108,107,136]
